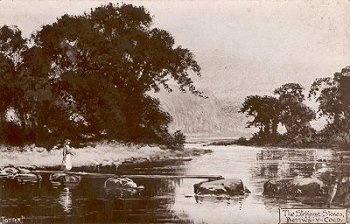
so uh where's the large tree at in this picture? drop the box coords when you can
[239,95,279,139]
[309,66,350,144]
[274,83,315,141]
[0,4,201,147]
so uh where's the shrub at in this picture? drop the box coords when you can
[168,130,186,150]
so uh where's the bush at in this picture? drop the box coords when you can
[167,130,186,150]
[234,137,249,146]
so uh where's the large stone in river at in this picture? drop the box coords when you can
[0,167,41,184]
[104,177,144,196]
[49,173,81,187]
[194,179,249,196]
[104,177,139,189]
[14,173,42,183]
[263,176,327,198]
[0,167,19,178]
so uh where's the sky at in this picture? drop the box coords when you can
[0,0,349,100]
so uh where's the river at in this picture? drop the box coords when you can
[0,142,349,224]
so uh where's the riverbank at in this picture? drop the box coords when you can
[0,142,211,170]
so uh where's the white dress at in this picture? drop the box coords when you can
[63,145,73,171]
[65,154,72,171]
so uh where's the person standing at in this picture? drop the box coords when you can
[62,140,73,171]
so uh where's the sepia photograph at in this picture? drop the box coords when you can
[0,0,349,223]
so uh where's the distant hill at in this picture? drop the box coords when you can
[154,88,253,138]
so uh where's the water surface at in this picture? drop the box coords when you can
[1,142,349,224]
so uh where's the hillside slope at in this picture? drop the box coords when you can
[155,89,252,138]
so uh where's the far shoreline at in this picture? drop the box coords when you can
[206,138,350,151]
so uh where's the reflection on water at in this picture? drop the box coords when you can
[171,144,350,224]
[255,149,333,178]
[57,187,72,214]
[1,143,350,223]
[0,173,190,223]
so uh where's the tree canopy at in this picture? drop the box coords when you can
[239,95,279,138]
[240,67,349,147]
[309,66,350,144]
[274,83,315,139]
[240,83,316,144]
[0,3,201,148]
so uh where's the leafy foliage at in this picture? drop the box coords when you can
[240,68,350,148]
[309,66,350,144]
[239,95,279,139]
[171,130,186,150]
[0,4,201,148]
[274,83,315,140]
[240,83,316,144]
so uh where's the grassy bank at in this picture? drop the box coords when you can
[0,142,211,170]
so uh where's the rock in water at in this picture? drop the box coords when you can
[263,176,327,198]
[49,173,81,187]
[14,173,42,183]
[17,167,31,174]
[104,177,139,189]
[194,178,249,196]
[0,167,41,183]
[262,176,350,205]
[0,167,19,178]
[104,177,144,196]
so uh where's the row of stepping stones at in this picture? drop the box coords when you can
[2,166,344,205]
[0,167,144,193]
[0,166,41,183]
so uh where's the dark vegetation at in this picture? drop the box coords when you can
[237,66,350,149]
[0,3,202,149]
